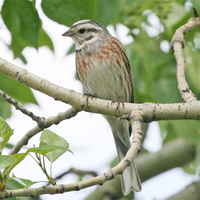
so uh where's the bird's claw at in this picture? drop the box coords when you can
[111,98,125,110]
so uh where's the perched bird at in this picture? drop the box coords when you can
[62,20,141,195]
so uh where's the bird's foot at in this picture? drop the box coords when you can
[111,98,125,110]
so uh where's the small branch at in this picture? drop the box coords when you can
[129,111,143,153]
[9,107,79,155]
[85,139,195,199]
[0,90,44,124]
[170,11,200,103]
[1,138,194,199]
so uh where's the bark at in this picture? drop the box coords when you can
[85,139,195,200]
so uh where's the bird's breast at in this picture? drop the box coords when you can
[76,45,131,102]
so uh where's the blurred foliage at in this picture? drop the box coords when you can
[1,0,53,63]
[0,0,200,188]
[41,0,121,27]
[119,1,200,157]
[0,74,38,119]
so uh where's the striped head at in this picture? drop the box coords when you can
[62,20,110,50]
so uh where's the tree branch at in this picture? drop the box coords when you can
[170,12,200,102]
[0,90,44,124]
[8,107,79,155]
[0,57,200,123]
[0,109,145,198]
[1,117,142,198]
[85,139,195,199]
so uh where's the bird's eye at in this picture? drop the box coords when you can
[78,29,86,34]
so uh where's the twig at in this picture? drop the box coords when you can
[9,107,79,155]
[170,10,200,103]
[0,90,44,124]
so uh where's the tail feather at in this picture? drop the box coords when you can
[104,115,141,195]
[114,136,141,195]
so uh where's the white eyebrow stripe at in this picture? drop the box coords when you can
[72,19,91,26]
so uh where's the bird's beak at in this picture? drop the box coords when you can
[62,29,74,37]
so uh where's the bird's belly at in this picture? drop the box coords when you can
[81,59,127,101]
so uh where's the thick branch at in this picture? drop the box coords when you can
[170,14,200,102]
[0,57,200,123]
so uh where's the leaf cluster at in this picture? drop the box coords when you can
[0,116,72,191]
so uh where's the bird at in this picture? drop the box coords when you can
[62,20,141,195]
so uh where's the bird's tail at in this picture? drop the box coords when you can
[105,115,141,195]
[114,135,141,195]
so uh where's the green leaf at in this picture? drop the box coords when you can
[41,0,120,27]
[0,155,15,170]
[67,43,75,55]
[0,73,38,120]
[28,145,63,155]
[5,153,28,177]
[38,25,54,51]
[0,97,12,119]
[1,0,40,59]
[40,129,72,163]
[93,0,120,25]
[42,0,96,26]
[6,179,42,200]
[0,116,13,150]
[1,0,53,61]
[4,143,14,150]
[0,74,38,105]
[127,32,181,103]
[161,120,200,145]
[12,174,37,188]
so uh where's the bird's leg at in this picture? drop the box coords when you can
[84,93,94,110]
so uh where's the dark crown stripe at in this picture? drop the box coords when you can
[71,20,106,30]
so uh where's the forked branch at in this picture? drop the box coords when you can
[170,8,200,102]
[8,107,79,155]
